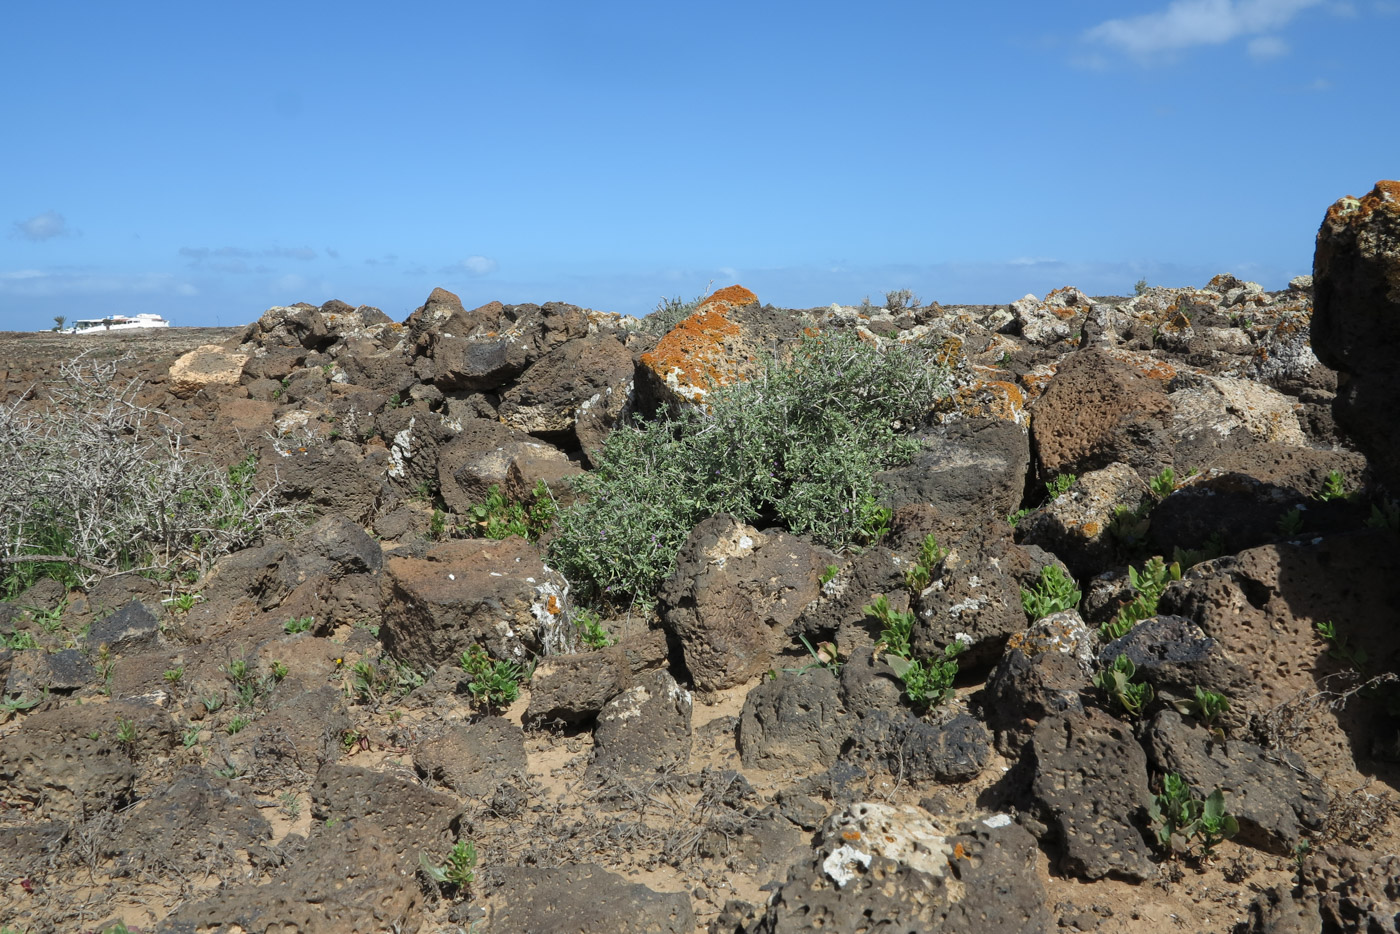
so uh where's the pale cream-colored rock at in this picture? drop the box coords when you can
[167,344,248,399]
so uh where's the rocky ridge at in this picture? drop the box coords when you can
[0,184,1398,933]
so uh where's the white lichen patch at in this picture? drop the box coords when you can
[822,801,952,882]
[387,417,415,479]
[601,685,651,722]
[531,573,572,656]
[822,845,873,888]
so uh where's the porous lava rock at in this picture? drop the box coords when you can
[1313,180,1400,489]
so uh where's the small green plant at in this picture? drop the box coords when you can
[1046,473,1076,500]
[349,655,427,705]
[1317,469,1348,503]
[1021,564,1080,620]
[1292,839,1312,880]
[420,838,478,895]
[864,594,916,659]
[163,666,184,685]
[1173,531,1227,569]
[114,716,138,749]
[887,640,965,709]
[1099,556,1181,641]
[903,534,947,593]
[1107,501,1152,548]
[466,481,556,542]
[169,592,201,614]
[1134,278,1149,296]
[278,790,301,820]
[270,660,288,681]
[1193,788,1240,859]
[460,644,528,711]
[1149,467,1177,500]
[1277,507,1306,536]
[226,714,252,735]
[283,615,314,635]
[1175,686,1230,738]
[1315,619,1368,668]
[572,608,614,650]
[387,391,408,409]
[430,508,448,541]
[214,762,245,780]
[797,634,841,673]
[819,564,840,587]
[1093,654,1155,718]
[4,629,39,650]
[182,726,201,747]
[1007,507,1032,529]
[202,693,224,713]
[30,601,65,632]
[1,693,43,721]
[860,500,893,543]
[102,923,134,934]
[95,643,115,695]
[341,729,366,754]
[1367,498,1400,531]
[223,658,250,683]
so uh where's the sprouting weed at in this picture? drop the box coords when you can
[1093,654,1154,718]
[1021,565,1080,620]
[1046,473,1076,500]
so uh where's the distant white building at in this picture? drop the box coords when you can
[64,314,172,333]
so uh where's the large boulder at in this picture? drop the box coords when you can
[168,344,249,399]
[1312,180,1400,489]
[1028,709,1156,881]
[1029,347,1174,482]
[659,515,834,691]
[437,418,582,514]
[875,416,1030,539]
[637,286,804,412]
[497,332,635,459]
[379,536,571,667]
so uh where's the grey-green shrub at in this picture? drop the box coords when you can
[549,329,954,603]
[0,356,296,594]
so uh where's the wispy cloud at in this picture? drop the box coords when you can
[441,255,499,277]
[1247,34,1291,58]
[12,211,70,241]
[0,268,197,297]
[180,245,318,267]
[1086,0,1322,61]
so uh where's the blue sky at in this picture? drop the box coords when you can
[2,1,1396,330]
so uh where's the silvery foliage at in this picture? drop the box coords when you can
[0,354,296,590]
[550,329,953,603]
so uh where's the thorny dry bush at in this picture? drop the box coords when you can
[0,354,298,594]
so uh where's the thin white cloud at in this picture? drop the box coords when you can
[1247,34,1291,58]
[13,211,70,241]
[1306,76,1334,90]
[443,255,499,277]
[1086,0,1322,60]
[180,245,317,267]
[0,269,197,297]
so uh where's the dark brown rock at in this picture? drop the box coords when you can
[482,863,694,934]
[524,629,670,724]
[1312,181,1400,489]
[1029,347,1174,481]
[1028,709,1155,881]
[659,515,834,691]
[380,536,570,667]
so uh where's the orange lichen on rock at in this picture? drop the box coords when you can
[1325,180,1400,226]
[697,285,758,313]
[952,375,1027,425]
[639,307,743,394]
